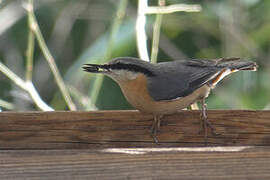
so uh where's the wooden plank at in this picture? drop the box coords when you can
[0,110,270,149]
[1,147,270,180]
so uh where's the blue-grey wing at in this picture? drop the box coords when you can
[147,60,221,101]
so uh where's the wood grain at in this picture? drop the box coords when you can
[1,110,270,179]
[0,110,270,149]
[1,147,270,180]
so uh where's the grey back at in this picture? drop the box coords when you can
[147,60,221,101]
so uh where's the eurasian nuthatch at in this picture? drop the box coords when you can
[82,57,257,143]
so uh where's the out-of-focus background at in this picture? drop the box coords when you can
[0,0,269,111]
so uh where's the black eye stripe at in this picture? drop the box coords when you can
[108,63,155,76]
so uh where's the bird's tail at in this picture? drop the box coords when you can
[217,57,257,71]
[210,58,257,87]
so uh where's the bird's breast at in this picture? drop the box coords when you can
[117,74,210,115]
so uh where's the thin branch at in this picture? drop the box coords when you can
[88,0,128,109]
[136,2,201,62]
[26,1,76,110]
[148,2,201,109]
[151,0,164,63]
[68,85,96,110]
[89,76,104,109]
[108,0,128,59]
[145,4,201,14]
[136,0,150,61]
[0,99,15,110]
[0,61,27,89]
[0,1,25,36]
[0,61,53,111]
[159,33,188,59]
[26,0,34,81]
[25,81,54,111]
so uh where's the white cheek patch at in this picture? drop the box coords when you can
[125,71,140,80]
[109,70,139,81]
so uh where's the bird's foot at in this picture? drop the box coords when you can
[198,117,220,136]
[150,115,161,144]
[198,99,220,145]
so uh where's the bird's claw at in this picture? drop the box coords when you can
[198,118,220,136]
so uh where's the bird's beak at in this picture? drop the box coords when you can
[82,64,111,73]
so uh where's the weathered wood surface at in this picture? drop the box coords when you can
[1,147,270,180]
[0,110,270,149]
[1,110,270,179]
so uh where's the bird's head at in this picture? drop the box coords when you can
[82,57,155,82]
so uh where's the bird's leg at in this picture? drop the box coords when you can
[199,98,219,144]
[151,115,161,143]
[157,115,161,130]
[201,98,208,144]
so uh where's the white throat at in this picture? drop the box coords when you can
[107,70,140,82]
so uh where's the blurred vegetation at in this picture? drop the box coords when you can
[0,0,269,111]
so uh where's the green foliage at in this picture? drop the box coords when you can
[0,0,269,111]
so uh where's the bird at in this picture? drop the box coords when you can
[82,57,257,143]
